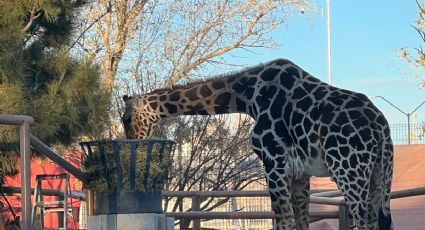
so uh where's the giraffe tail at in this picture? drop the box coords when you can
[379,206,392,230]
[378,138,394,230]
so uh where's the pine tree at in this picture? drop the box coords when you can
[0,0,109,181]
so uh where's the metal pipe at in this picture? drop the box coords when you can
[309,196,345,206]
[326,0,332,85]
[2,186,86,200]
[0,114,33,125]
[30,135,88,183]
[390,186,425,199]
[374,96,408,116]
[0,115,33,230]
[162,186,425,200]
[20,121,32,230]
[311,189,342,197]
[161,189,333,198]
[166,210,339,219]
[191,196,201,230]
[408,115,411,144]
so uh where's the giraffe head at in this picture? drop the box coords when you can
[122,95,159,139]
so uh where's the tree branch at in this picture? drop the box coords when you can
[21,9,41,32]
[68,7,112,52]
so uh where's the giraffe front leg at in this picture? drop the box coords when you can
[268,185,295,230]
[291,177,310,230]
[265,172,295,230]
[251,136,295,229]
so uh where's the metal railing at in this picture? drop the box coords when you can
[5,185,425,230]
[0,114,89,230]
[162,187,425,230]
[161,190,347,229]
[2,186,86,200]
[1,113,424,229]
[0,114,33,230]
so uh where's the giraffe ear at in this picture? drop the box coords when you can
[123,95,133,102]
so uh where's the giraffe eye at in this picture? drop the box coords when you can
[123,115,131,125]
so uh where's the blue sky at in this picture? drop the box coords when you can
[230,0,425,125]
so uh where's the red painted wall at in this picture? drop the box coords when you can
[1,151,83,229]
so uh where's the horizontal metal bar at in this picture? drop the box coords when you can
[30,135,88,183]
[166,211,339,219]
[162,190,269,198]
[161,189,334,198]
[391,186,425,199]
[311,190,342,197]
[3,185,421,210]
[309,186,425,203]
[5,185,413,205]
[80,139,175,145]
[0,114,33,125]
[2,186,86,200]
[162,186,425,199]
[310,196,345,206]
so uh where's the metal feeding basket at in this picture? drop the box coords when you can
[80,139,175,214]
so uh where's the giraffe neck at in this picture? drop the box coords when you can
[138,58,308,120]
[143,75,254,118]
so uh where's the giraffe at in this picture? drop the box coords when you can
[122,58,393,230]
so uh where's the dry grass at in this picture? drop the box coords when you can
[83,142,172,193]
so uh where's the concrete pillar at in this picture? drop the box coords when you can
[158,214,175,230]
[88,214,174,230]
[166,217,175,230]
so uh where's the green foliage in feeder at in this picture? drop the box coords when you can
[82,140,173,193]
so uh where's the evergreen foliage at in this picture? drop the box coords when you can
[0,0,109,181]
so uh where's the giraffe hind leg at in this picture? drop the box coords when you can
[370,140,393,230]
[325,155,374,229]
[367,166,382,229]
[378,140,394,230]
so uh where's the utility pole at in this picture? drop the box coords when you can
[326,0,332,85]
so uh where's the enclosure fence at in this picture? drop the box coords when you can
[0,114,87,230]
[390,123,425,144]
[1,113,424,230]
[162,187,425,230]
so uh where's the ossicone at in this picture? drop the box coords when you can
[123,95,133,102]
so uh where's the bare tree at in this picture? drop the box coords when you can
[155,114,264,228]
[74,0,310,92]
[71,0,310,227]
[72,0,310,136]
[399,0,425,87]
[74,0,149,91]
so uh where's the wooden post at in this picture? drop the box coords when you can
[192,195,201,230]
[338,204,350,230]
